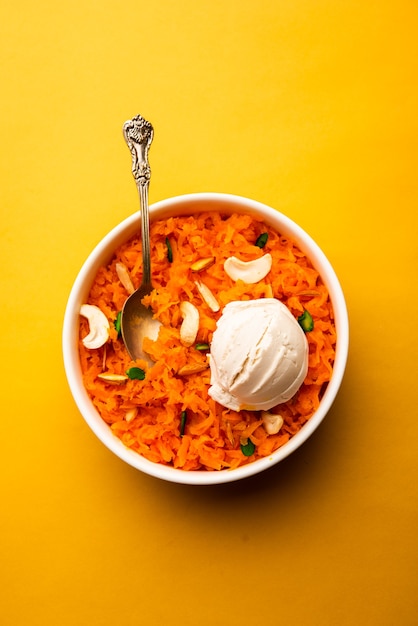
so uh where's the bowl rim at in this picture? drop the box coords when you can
[63,192,349,485]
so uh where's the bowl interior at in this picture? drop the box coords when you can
[63,193,349,485]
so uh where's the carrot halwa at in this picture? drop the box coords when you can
[79,211,336,471]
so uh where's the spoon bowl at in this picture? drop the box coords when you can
[120,286,160,366]
[120,114,159,363]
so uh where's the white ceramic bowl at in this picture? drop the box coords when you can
[63,193,349,485]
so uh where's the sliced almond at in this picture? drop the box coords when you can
[297,290,321,297]
[179,301,199,347]
[225,421,235,446]
[177,362,209,376]
[261,411,284,435]
[224,253,272,284]
[97,373,128,384]
[264,283,274,298]
[80,304,110,349]
[190,256,215,272]
[194,280,220,312]
[102,343,107,371]
[115,262,135,294]
[125,408,138,422]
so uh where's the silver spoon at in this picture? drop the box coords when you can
[120,114,160,364]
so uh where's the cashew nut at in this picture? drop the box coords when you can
[179,301,200,346]
[224,253,272,283]
[261,411,284,435]
[80,304,110,349]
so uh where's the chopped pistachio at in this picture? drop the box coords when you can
[298,309,314,332]
[126,367,146,380]
[195,342,210,351]
[166,237,173,263]
[180,410,187,437]
[114,311,122,337]
[255,232,268,248]
[240,437,255,456]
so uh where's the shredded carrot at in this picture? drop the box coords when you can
[79,211,336,471]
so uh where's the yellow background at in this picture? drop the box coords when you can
[1,1,417,624]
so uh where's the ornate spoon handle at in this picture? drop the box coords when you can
[123,114,154,288]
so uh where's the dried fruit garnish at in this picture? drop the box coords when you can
[80,304,110,349]
[240,438,256,456]
[180,410,187,437]
[179,301,200,347]
[114,311,122,337]
[194,280,220,312]
[195,342,210,351]
[166,237,173,263]
[255,232,268,248]
[224,254,272,283]
[177,362,209,376]
[190,257,215,272]
[298,309,314,332]
[115,262,135,294]
[97,373,128,384]
[126,367,146,380]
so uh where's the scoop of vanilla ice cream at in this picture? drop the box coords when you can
[208,298,309,411]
